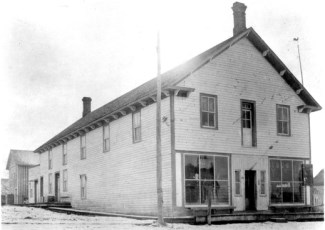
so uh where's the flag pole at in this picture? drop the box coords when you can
[293,37,304,86]
[156,31,165,225]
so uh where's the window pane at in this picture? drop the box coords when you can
[201,96,208,111]
[133,112,140,127]
[277,107,282,120]
[185,155,199,179]
[235,171,240,183]
[208,113,215,127]
[185,181,199,204]
[134,127,141,141]
[104,139,110,151]
[261,171,266,182]
[215,157,228,180]
[104,125,109,139]
[282,160,292,181]
[271,182,282,203]
[235,183,240,195]
[202,112,208,126]
[293,161,303,181]
[277,121,282,134]
[215,181,229,204]
[282,183,293,203]
[283,108,288,120]
[201,181,214,204]
[270,160,281,181]
[293,182,304,203]
[200,156,214,179]
[261,183,265,195]
[208,98,214,112]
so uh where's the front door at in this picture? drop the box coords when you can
[55,173,60,202]
[34,180,38,203]
[245,170,256,211]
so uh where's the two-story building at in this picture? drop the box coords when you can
[29,2,321,217]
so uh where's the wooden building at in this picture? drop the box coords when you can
[29,2,321,216]
[6,149,39,204]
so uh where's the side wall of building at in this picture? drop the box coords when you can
[37,98,173,216]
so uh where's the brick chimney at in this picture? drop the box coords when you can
[232,2,247,36]
[82,97,92,117]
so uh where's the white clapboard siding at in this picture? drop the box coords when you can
[175,38,309,159]
[37,98,172,216]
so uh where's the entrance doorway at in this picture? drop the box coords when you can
[245,170,256,211]
[40,177,43,202]
[34,180,38,203]
[54,172,60,202]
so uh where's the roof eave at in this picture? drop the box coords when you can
[246,28,321,110]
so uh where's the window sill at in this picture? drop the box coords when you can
[277,133,291,137]
[201,126,218,130]
[133,140,142,144]
[234,194,242,197]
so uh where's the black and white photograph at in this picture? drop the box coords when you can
[0,0,324,229]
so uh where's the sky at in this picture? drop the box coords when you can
[0,0,324,178]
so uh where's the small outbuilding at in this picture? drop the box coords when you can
[6,149,39,204]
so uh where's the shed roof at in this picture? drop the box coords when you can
[34,28,321,153]
[6,149,39,170]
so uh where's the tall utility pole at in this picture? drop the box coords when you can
[156,32,165,225]
[293,37,304,85]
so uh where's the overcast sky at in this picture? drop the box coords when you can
[0,0,324,178]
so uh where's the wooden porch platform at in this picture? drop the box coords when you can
[19,202,72,208]
[194,211,324,224]
[47,207,324,224]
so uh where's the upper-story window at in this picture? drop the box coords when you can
[200,94,218,129]
[276,104,290,136]
[103,124,110,152]
[80,134,86,159]
[132,111,141,143]
[62,143,67,165]
[241,100,256,147]
[48,149,53,169]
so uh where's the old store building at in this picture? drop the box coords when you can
[29,2,321,216]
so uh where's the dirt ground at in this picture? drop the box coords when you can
[1,206,324,230]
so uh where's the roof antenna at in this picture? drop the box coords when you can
[293,37,304,86]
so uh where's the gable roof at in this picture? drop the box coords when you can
[6,149,39,170]
[34,27,321,153]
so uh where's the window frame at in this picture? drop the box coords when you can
[80,134,86,159]
[63,169,68,192]
[240,100,257,147]
[276,104,291,136]
[269,158,304,204]
[62,143,67,165]
[132,110,142,143]
[103,124,110,152]
[183,153,230,207]
[260,170,266,196]
[48,149,53,169]
[80,174,87,199]
[234,170,241,196]
[200,93,218,129]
